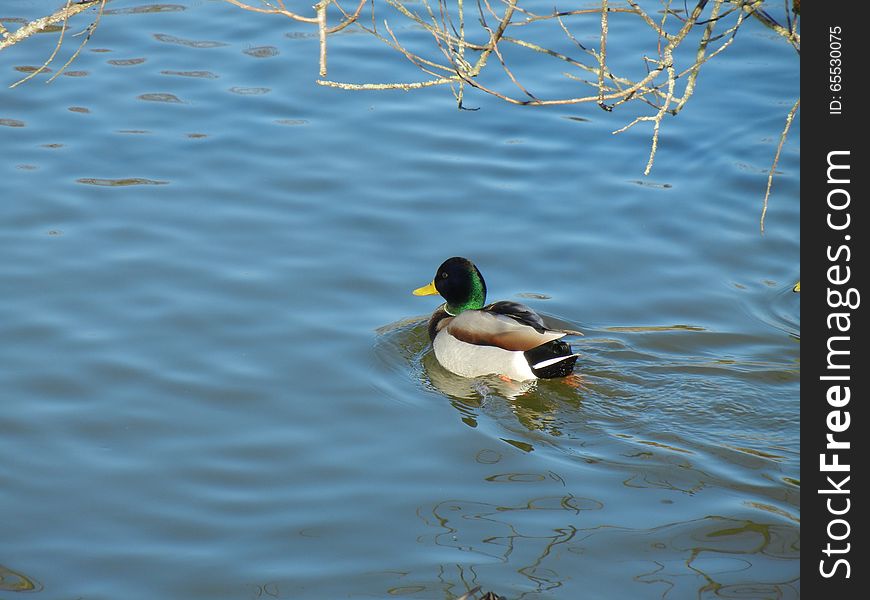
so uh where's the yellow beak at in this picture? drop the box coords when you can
[412,280,439,296]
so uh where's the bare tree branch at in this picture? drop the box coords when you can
[0,0,100,52]
[1,0,798,198]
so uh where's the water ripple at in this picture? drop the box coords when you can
[228,87,270,96]
[242,46,279,58]
[76,177,169,186]
[161,70,219,79]
[108,58,147,66]
[153,33,227,48]
[106,4,187,14]
[0,4,800,597]
[138,92,184,103]
[0,564,42,592]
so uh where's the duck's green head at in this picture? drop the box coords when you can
[413,257,487,315]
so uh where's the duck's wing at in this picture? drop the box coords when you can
[486,301,584,336]
[446,302,574,352]
[485,301,548,331]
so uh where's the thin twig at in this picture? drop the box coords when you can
[625,0,669,38]
[596,0,609,108]
[317,77,456,90]
[672,0,723,113]
[10,0,74,87]
[0,0,99,51]
[47,0,108,82]
[317,1,327,76]
[222,0,318,23]
[761,97,800,232]
[326,0,366,34]
[642,49,676,175]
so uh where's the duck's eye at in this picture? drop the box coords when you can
[442,272,448,279]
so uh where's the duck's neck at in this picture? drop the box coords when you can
[445,274,486,315]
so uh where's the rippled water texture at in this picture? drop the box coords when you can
[1,1,798,598]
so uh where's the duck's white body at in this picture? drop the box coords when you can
[433,328,537,380]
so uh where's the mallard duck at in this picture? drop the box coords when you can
[413,257,581,381]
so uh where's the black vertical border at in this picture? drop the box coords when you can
[804,2,866,596]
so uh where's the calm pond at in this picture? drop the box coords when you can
[1,1,799,598]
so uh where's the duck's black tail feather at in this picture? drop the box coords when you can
[524,340,578,378]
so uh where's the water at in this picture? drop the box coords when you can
[1,2,799,598]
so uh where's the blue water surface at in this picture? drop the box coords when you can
[1,2,798,598]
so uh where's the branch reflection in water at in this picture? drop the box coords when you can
[415,497,798,598]
[374,316,798,598]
